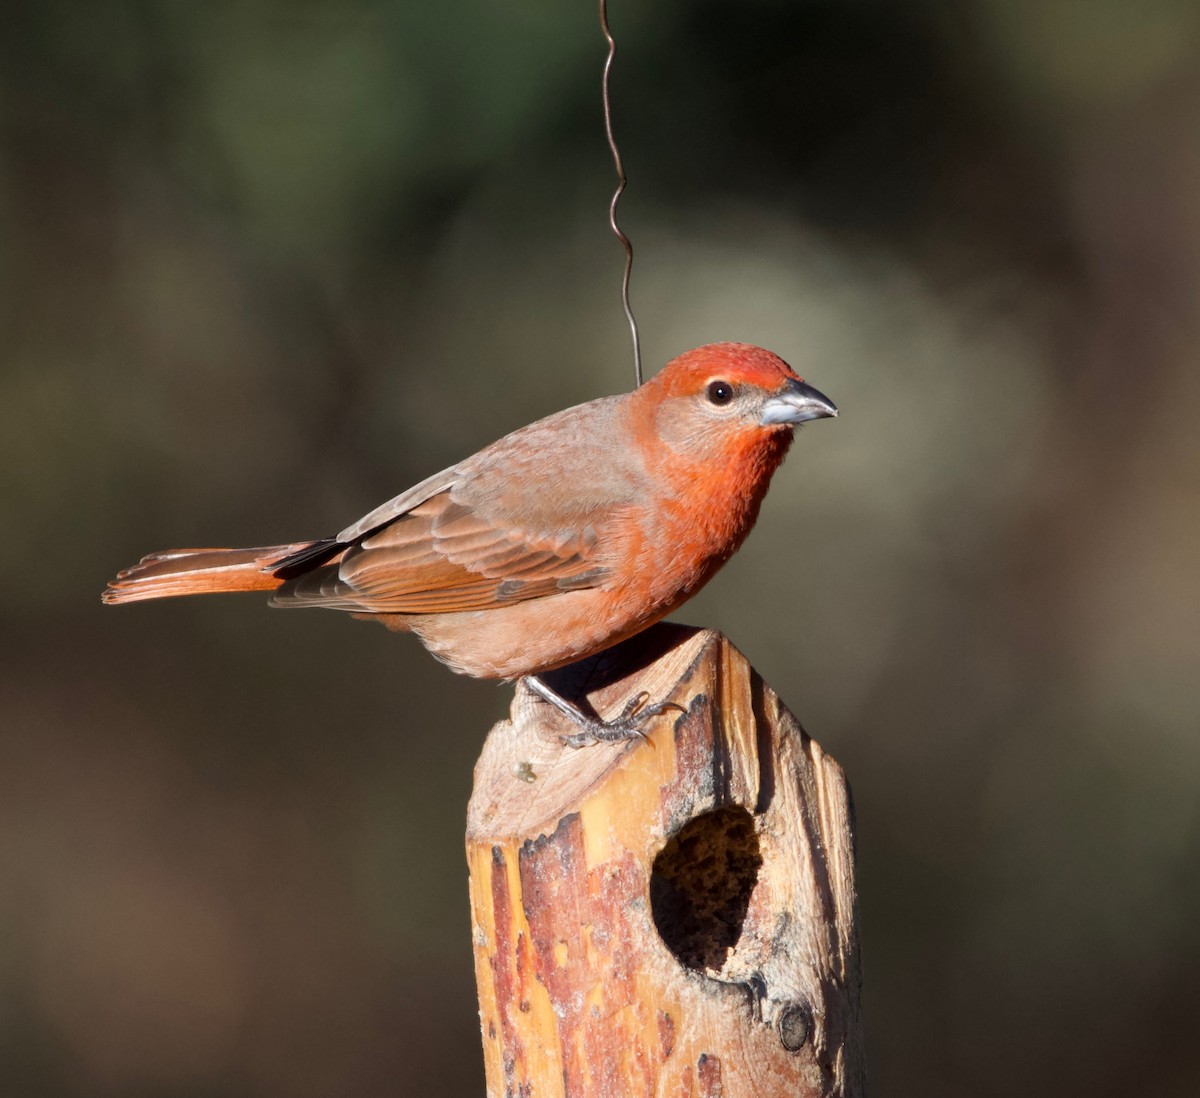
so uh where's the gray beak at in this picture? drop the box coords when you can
[760,378,839,426]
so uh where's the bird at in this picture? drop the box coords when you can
[103,342,837,743]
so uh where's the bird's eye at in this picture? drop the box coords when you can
[706,380,734,405]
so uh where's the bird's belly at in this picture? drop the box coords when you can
[405,587,669,680]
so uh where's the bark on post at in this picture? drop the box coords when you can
[466,623,865,1098]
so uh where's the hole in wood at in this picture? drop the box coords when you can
[650,806,762,971]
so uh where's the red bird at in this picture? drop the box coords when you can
[104,343,836,741]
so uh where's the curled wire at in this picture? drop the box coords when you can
[600,0,642,387]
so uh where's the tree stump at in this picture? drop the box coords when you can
[466,624,865,1097]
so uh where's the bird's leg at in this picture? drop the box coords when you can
[523,675,684,748]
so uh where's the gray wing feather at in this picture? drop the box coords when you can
[336,466,461,543]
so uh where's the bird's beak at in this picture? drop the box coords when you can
[760,378,839,426]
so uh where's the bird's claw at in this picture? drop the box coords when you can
[559,691,686,749]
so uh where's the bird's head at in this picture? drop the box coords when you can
[636,343,837,466]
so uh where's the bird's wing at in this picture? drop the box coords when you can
[272,488,612,614]
[335,466,462,543]
[272,395,639,615]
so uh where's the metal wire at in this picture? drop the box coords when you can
[599,0,642,387]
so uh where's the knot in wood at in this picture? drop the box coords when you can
[777,1002,812,1053]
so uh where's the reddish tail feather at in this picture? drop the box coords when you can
[102,542,318,605]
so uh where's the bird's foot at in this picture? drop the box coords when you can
[523,677,684,748]
[559,691,685,748]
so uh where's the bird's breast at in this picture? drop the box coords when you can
[632,432,792,604]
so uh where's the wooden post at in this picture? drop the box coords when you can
[466,624,865,1097]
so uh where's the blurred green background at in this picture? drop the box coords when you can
[3,0,1199,1094]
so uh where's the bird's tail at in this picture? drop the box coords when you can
[102,542,317,605]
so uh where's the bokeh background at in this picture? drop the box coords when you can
[3,1,1199,1094]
